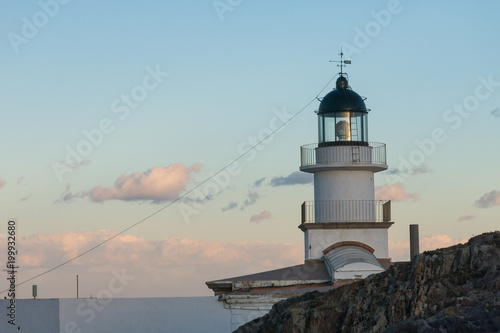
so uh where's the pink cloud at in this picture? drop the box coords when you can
[475,190,500,208]
[87,163,201,202]
[419,234,470,253]
[375,183,418,202]
[56,163,202,203]
[0,230,302,298]
[250,210,272,223]
[458,215,476,222]
[387,239,411,262]
[0,179,5,188]
[389,234,469,261]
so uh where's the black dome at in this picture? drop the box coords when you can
[318,76,367,114]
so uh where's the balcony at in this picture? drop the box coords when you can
[301,200,392,223]
[300,142,387,171]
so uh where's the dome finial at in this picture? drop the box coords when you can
[336,76,348,90]
[329,47,352,77]
[329,48,352,90]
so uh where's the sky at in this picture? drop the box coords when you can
[0,0,499,299]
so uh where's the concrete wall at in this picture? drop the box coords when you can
[306,228,389,260]
[229,308,269,332]
[0,299,59,333]
[1,297,233,333]
[314,170,375,202]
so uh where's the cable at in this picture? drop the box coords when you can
[316,73,338,100]
[0,76,335,294]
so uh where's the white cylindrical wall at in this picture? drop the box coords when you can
[307,228,390,260]
[314,170,375,202]
[313,170,375,222]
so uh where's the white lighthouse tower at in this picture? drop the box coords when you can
[299,57,393,280]
[206,59,395,329]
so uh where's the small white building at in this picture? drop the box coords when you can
[207,60,394,330]
[0,297,233,333]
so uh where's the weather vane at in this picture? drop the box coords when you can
[329,48,351,76]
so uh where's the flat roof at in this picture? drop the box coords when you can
[207,260,330,283]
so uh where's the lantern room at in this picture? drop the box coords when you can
[317,75,369,147]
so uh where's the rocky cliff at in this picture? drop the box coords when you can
[235,231,500,333]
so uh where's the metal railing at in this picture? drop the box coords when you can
[300,142,386,168]
[301,200,391,223]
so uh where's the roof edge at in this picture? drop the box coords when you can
[323,241,375,255]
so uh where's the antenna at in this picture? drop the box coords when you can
[329,48,351,76]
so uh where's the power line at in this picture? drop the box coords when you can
[0,76,336,294]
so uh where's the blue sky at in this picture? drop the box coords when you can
[1,0,500,298]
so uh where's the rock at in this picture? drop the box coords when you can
[234,231,500,333]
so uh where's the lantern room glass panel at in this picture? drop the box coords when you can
[318,111,368,145]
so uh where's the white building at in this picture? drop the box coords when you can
[0,297,233,333]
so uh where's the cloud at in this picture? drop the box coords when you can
[87,163,201,203]
[56,163,202,204]
[386,164,432,176]
[458,215,476,222]
[241,191,259,210]
[375,183,418,202]
[253,177,267,188]
[54,184,78,203]
[474,190,500,208]
[221,201,238,212]
[54,183,85,203]
[388,234,470,262]
[490,107,500,118]
[20,194,31,202]
[250,210,272,223]
[270,171,313,187]
[0,230,302,298]
[56,159,91,170]
[182,193,216,205]
[222,191,259,212]
[419,234,469,251]
[0,179,5,188]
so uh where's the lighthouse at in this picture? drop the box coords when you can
[298,57,393,280]
[206,58,394,330]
